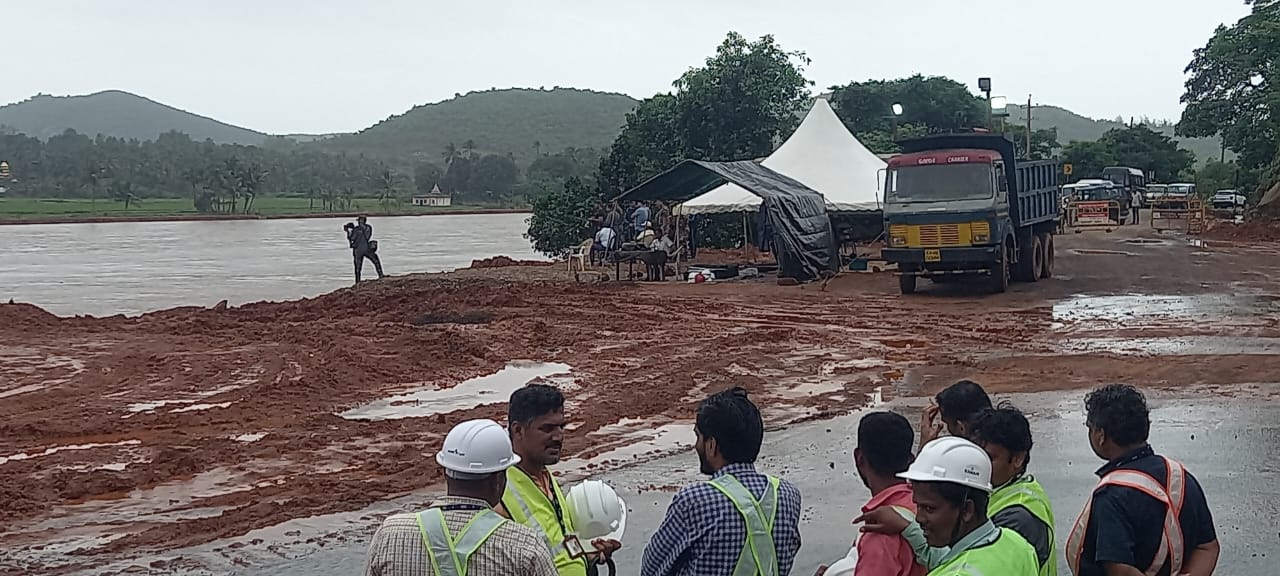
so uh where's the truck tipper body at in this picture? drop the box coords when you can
[881,133,1061,294]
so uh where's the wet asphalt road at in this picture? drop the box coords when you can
[205,387,1278,576]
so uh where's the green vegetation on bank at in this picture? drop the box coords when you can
[0,196,496,220]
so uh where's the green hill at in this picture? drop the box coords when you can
[1006,103,1227,165]
[0,91,267,145]
[307,88,639,170]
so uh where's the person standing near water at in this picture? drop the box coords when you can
[346,215,385,283]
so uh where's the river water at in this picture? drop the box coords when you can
[3,213,543,316]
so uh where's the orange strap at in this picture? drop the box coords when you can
[1065,457,1186,576]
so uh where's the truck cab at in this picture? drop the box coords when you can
[882,134,1060,294]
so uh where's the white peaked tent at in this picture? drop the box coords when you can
[677,99,886,215]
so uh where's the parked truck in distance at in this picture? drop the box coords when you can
[881,133,1061,295]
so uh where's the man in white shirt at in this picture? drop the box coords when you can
[593,226,616,265]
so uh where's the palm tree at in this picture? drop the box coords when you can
[443,142,459,166]
[533,140,542,157]
[463,139,477,159]
[376,170,398,212]
[306,187,318,211]
[341,187,356,211]
[235,162,267,214]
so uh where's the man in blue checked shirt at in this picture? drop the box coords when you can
[641,387,803,576]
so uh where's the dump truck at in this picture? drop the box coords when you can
[881,133,1061,294]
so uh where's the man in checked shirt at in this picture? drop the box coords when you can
[642,386,803,576]
[362,419,559,576]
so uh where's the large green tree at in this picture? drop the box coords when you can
[1179,0,1280,174]
[595,94,683,197]
[525,176,598,257]
[673,32,813,161]
[1062,125,1195,182]
[828,75,987,153]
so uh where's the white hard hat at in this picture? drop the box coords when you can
[897,436,993,492]
[435,419,521,476]
[566,480,627,541]
[823,547,859,576]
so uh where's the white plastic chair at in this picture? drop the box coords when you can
[568,239,592,271]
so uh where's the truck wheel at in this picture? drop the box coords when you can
[991,243,1010,294]
[899,274,918,295]
[1039,234,1055,279]
[1013,234,1036,282]
[1029,235,1044,282]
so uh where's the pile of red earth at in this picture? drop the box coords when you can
[1202,217,1280,242]
[468,255,553,269]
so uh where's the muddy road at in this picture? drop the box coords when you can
[2,224,1279,574]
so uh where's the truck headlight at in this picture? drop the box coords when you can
[890,235,907,247]
[972,232,990,243]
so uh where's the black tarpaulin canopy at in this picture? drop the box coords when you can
[616,160,838,281]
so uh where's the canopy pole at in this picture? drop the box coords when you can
[742,212,748,249]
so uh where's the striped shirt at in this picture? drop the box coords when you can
[641,463,803,576]
[363,495,559,576]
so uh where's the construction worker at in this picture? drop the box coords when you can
[362,418,558,576]
[861,404,1056,576]
[863,437,1038,576]
[641,386,803,576]
[920,380,992,446]
[503,384,621,576]
[1065,384,1219,576]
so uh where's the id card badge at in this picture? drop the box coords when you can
[562,535,586,559]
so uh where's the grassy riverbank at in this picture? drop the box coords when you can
[0,197,527,224]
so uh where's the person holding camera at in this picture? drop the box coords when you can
[345,215,385,283]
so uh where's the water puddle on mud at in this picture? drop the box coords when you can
[1052,293,1280,330]
[124,384,244,416]
[1070,249,1135,256]
[1062,336,1280,356]
[0,383,47,399]
[340,361,572,421]
[0,440,142,466]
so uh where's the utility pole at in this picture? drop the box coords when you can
[1026,94,1033,156]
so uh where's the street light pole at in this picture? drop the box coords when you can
[978,77,993,130]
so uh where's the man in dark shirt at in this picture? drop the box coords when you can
[346,215,385,283]
[1067,384,1219,576]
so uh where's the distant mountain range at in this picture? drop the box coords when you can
[0,88,1224,168]
[0,91,267,145]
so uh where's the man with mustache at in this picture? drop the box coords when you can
[882,437,1038,576]
[503,384,621,576]
[641,386,803,576]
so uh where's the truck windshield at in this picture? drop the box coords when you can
[888,164,994,202]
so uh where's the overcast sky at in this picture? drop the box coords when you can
[4,0,1251,135]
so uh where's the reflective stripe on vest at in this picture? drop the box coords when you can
[502,467,586,576]
[932,527,1040,576]
[416,508,507,576]
[708,473,781,576]
[1065,457,1187,576]
[988,476,1058,576]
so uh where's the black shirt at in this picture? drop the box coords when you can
[1077,445,1217,576]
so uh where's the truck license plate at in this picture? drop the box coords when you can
[924,249,941,262]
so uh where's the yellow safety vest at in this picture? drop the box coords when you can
[931,527,1039,576]
[416,508,507,576]
[989,475,1057,576]
[708,473,781,576]
[1066,457,1188,576]
[503,467,587,576]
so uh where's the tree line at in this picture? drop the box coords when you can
[0,126,603,213]
[0,128,392,212]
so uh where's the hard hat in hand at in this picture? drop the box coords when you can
[567,480,627,541]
